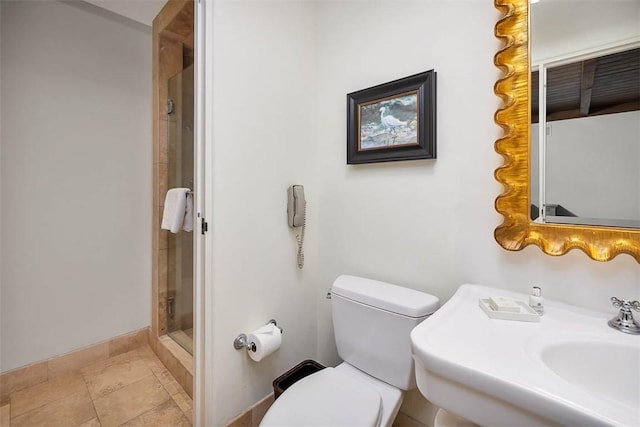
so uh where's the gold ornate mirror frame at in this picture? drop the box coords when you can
[493,0,640,263]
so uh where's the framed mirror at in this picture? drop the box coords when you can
[493,0,640,262]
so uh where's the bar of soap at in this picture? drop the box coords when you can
[488,296,521,313]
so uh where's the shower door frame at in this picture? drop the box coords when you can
[193,0,212,425]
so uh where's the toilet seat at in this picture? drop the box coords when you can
[260,368,382,427]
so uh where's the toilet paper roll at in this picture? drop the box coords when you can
[247,323,282,362]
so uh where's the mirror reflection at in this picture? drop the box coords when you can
[530,0,640,228]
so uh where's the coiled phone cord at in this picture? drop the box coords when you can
[296,206,306,269]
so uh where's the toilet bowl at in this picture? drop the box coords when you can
[260,275,440,427]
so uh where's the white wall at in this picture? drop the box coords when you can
[209,2,320,424]
[313,0,481,365]
[0,1,152,372]
[311,1,500,421]
[545,112,640,220]
[208,0,640,424]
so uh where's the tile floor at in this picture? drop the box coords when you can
[0,346,192,427]
[392,412,427,427]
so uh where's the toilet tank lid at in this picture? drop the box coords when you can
[331,275,440,318]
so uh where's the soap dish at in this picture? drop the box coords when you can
[479,298,540,322]
[488,296,520,313]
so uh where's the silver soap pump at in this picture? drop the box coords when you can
[529,286,544,315]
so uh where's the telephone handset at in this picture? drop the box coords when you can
[287,185,305,227]
[287,185,306,269]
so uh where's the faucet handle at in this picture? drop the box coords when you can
[610,297,640,312]
[609,297,640,335]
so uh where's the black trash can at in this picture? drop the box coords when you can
[272,360,325,400]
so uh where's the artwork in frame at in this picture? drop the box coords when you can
[347,70,436,164]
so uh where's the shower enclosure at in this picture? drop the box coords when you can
[166,64,194,355]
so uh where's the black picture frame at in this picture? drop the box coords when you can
[347,70,436,164]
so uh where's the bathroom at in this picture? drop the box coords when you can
[1,0,639,426]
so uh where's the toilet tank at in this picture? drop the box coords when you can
[331,275,440,390]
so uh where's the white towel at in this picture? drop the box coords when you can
[161,188,190,233]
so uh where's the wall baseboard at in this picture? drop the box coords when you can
[0,327,149,404]
[226,393,274,427]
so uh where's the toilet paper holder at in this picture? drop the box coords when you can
[234,319,282,352]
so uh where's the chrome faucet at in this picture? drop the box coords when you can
[608,297,640,335]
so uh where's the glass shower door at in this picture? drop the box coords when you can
[166,65,194,355]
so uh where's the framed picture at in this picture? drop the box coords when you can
[347,70,436,164]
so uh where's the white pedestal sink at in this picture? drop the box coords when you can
[539,340,638,410]
[410,284,640,427]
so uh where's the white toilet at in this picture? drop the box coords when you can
[260,275,440,427]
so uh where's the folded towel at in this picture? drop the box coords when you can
[183,193,193,232]
[161,188,190,233]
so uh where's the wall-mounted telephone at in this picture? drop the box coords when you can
[287,185,306,269]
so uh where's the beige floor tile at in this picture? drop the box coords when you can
[135,345,156,361]
[137,346,189,395]
[1,404,10,427]
[171,388,192,422]
[118,413,147,426]
[121,399,190,427]
[78,417,102,427]
[92,375,170,427]
[183,408,193,425]
[0,362,48,402]
[157,349,186,387]
[11,389,95,427]
[136,346,169,376]
[393,412,427,427]
[153,367,177,386]
[80,350,139,378]
[81,351,152,400]
[162,380,183,396]
[10,371,87,418]
[171,388,192,413]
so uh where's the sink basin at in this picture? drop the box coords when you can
[540,341,639,410]
[410,284,640,427]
